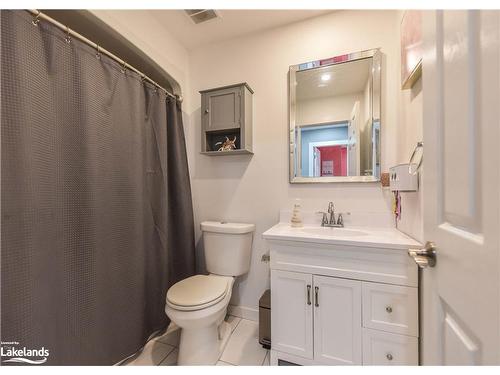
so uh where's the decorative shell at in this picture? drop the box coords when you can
[215,136,237,151]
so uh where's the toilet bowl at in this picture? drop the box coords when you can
[165,221,255,365]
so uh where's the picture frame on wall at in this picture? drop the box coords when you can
[401,10,423,89]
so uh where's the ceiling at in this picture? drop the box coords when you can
[296,58,372,100]
[150,10,334,50]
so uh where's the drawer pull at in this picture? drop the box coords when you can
[306,285,311,305]
[314,286,319,307]
[386,353,393,361]
[386,306,393,313]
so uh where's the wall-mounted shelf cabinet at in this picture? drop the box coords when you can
[200,83,254,156]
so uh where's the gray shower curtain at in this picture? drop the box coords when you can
[1,10,195,365]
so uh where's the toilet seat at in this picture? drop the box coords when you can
[166,275,230,311]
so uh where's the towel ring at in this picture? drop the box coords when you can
[408,141,423,175]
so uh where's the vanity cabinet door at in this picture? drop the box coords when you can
[271,270,313,359]
[313,275,362,365]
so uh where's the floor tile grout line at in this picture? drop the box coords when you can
[218,360,234,366]
[261,351,269,366]
[218,315,242,364]
[155,340,174,347]
[231,315,243,332]
[219,317,266,366]
[156,346,176,366]
[151,316,256,366]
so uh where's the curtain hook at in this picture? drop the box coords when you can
[95,45,101,60]
[32,11,41,26]
[64,26,71,44]
[121,62,127,74]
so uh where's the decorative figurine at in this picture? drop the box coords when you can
[215,136,237,151]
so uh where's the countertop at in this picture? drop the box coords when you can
[262,222,422,250]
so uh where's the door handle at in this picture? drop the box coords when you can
[314,286,319,307]
[306,285,311,305]
[408,241,437,268]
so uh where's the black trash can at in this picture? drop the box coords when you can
[259,289,271,349]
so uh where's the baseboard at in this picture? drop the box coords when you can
[228,304,258,322]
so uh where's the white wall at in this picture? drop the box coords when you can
[296,92,364,126]
[92,9,414,319]
[186,10,400,318]
[395,10,424,242]
[90,10,191,107]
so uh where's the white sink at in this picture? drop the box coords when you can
[297,227,368,237]
[262,223,422,250]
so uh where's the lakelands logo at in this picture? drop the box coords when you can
[1,341,49,364]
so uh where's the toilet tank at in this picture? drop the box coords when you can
[201,221,255,276]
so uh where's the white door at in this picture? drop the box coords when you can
[348,101,360,176]
[420,10,500,365]
[270,270,313,359]
[313,147,321,177]
[313,275,362,365]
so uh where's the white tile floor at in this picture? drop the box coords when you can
[123,315,269,366]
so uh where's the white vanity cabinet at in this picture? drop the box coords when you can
[264,226,421,366]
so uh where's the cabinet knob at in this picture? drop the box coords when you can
[204,109,209,114]
[386,353,393,361]
[386,306,393,313]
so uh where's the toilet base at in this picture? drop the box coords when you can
[177,321,231,365]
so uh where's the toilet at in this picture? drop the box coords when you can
[165,221,255,365]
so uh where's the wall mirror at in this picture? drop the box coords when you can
[289,49,381,183]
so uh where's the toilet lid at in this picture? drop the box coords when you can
[166,275,229,308]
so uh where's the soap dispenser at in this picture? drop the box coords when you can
[290,199,303,228]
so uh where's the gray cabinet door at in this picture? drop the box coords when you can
[202,86,242,131]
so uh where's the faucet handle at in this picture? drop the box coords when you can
[336,212,351,226]
[316,211,329,225]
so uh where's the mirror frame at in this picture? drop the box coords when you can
[288,48,382,183]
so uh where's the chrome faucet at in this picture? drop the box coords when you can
[327,202,335,225]
[317,202,349,227]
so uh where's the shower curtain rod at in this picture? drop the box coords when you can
[27,9,182,102]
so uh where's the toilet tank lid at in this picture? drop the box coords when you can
[201,221,255,234]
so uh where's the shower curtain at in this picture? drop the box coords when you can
[1,10,195,365]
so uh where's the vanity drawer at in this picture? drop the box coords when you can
[362,328,418,365]
[362,282,418,336]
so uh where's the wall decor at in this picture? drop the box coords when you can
[401,10,423,89]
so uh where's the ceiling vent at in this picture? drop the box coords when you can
[184,9,220,24]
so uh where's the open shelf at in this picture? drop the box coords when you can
[200,149,254,156]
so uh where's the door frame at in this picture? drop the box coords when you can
[308,140,349,177]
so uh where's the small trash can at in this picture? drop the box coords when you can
[259,289,271,349]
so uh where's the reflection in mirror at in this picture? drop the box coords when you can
[289,49,381,183]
